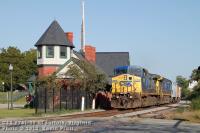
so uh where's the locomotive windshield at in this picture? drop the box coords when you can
[129,66,143,77]
[114,66,144,77]
[114,66,128,76]
[127,65,145,77]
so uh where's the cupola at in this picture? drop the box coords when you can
[35,20,74,77]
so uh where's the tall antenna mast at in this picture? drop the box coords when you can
[81,0,86,52]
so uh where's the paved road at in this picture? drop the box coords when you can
[0,117,200,133]
[76,117,200,133]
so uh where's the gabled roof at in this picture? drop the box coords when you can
[55,57,108,80]
[73,50,85,60]
[96,52,130,77]
[35,20,74,48]
[55,57,80,77]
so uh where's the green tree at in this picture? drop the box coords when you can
[188,66,200,100]
[189,82,200,99]
[66,60,108,93]
[176,75,190,99]
[188,67,200,110]
[21,49,37,81]
[191,66,200,82]
[0,47,37,91]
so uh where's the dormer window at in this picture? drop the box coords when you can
[60,46,67,58]
[38,46,42,59]
[46,46,54,58]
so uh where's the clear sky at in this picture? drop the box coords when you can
[0,0,199,81]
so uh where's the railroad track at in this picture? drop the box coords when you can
[111,103,181,118]
[40,103,181,121]
[47,109,132,121]
[9,103,181,123]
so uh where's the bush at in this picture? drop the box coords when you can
[191,97,200,110]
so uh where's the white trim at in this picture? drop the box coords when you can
[72,52,79,59]
[56,59,84,79]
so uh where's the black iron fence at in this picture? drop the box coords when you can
[35,85,93,114]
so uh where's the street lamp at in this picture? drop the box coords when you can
[9,64,13,109]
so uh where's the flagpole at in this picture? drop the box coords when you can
[81,0,86,52]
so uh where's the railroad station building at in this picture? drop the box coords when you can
[35,20,130,86]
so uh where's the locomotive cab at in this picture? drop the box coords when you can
[111,66,143,108]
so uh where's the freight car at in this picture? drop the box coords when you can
[111,65,180,109]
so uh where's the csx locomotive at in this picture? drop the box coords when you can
[111,65,181,109]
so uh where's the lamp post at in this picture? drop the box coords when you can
[9,64,13,109]
[2,82,4,92]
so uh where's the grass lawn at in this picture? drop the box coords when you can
[0,108,89,119]
[166,107,200,123]
[37,109,86,116]
[0,108,35,118]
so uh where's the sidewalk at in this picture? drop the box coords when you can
[0,104,24,109]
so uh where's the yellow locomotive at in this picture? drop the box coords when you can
[111,65,175,109]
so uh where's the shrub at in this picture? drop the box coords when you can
[176,107,185,113]
[191,97,200,110]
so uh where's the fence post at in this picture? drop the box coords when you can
[77,88,79,109]
[65,87,68,110]
[7,91,9,109]
[71,88,73,109]
[85,91,88,109]
[35,84,38,114]
[52,86,55,112]
[44,87,47,113]
[60,87,62,111]
[81,96,85,111]
[92,99,95,110]
[79,89,81,108]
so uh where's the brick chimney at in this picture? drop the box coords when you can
[65,32,74,48]
[84,45,96,63]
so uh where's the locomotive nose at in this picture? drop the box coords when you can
[120,98,128,108]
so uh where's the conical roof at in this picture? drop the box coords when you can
[35,20,74,48]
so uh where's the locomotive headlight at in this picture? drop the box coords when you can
[116,96,119,98]
[130,96,133,98]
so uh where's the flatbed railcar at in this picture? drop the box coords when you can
[111,65,181,109]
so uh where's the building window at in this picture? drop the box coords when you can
[60,46,67,58]
[46,46,54,58]
[38,46,42,59]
